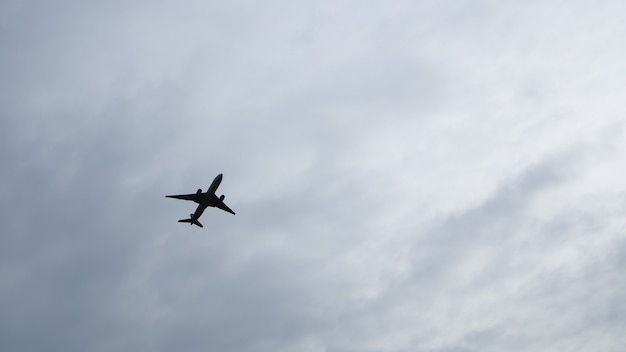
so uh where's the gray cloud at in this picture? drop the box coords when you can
[2,0,626,351]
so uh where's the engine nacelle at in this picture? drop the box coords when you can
[219,195,225,201]
[196,188,202,194]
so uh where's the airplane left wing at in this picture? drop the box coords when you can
[165,193,201,202]
[216,201,236,215]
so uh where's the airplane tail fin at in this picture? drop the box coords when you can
[178,218,203,228]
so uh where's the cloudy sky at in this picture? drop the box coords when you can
[2,0,626,351]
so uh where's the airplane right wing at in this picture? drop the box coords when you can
[165,193,202,202]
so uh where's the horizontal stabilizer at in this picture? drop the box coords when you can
[178,218,203,228]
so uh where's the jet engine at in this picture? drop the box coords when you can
[219,195,225,201]
[196,188,202,194]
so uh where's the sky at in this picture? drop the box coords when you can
[1,0,626,351]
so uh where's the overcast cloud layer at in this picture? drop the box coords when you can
[2,1,626,351]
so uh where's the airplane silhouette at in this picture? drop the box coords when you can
[166,173,235,228]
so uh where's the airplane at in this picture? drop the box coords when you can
[165,173,235,228]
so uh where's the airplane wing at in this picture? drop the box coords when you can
[165,193,202,202]
[216,201,236,215]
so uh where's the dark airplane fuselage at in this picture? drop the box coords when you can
[189,173,224,222]
[190,194,223,220]
[166,173,235,228]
